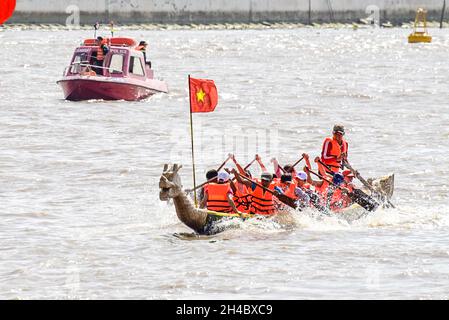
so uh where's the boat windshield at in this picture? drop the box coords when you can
[70,52,89,74]
[109,53,124,74]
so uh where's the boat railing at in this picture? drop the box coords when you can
[64,61,124,76]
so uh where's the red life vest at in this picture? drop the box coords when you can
[321,137,348,172]
[330,183,354,211]
[249,179,276,215]
[97,39,108,61]
[329,189,344,211]
[204,182,233,213]
[233,182,251,213]
[313,180,331,207]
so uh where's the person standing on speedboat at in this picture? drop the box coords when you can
[136,41,149,63]
[94,36,110,74]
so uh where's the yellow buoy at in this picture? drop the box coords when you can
[408,8,432,43]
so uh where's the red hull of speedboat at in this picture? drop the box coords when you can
[57,77,167,101]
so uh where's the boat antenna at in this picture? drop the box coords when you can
[110,21,114,38]
[94,21,100,38]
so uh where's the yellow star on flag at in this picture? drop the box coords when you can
[196,88,206,103]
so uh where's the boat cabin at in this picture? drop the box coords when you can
[65,37,153,79]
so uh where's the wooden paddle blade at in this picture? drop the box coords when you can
[349,189,379,212]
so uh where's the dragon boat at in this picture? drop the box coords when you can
[159,164,395,235]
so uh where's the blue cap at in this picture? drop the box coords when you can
[332,173,344,185]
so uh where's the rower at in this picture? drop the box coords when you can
[233,170,278,216]
[326,172,347,211]
[329,170,356,210]
[198,169,218,202]
[304,160,333,208]
[228,155,251,213]
[273,174,296,209]
[293,171,312,206]
[321,124,349,173]
[294,171,311,190]
[200,171,239,214]
[274,174,295,196]
[342,170,356,193]
[305,157,332,190]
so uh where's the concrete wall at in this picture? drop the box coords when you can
[8,0,448,24]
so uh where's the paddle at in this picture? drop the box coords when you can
[343,160,395,209]
[307,169,341,190]
[271,158,286,175]
[277,156,303,174]
[205,209,253,219]
[227,157,257,191]
[244,157,257,171]
[291,156,304,169]
[185,155,232,193]
[317,159,336,175]
[185,176,216,193]
[217,153,233,172]
[235,172,298,210]
[307,168,379,212]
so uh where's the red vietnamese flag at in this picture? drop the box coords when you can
[0,0,16,25]
[189,77,218,113]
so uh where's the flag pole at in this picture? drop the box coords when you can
[188,75,198,207]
